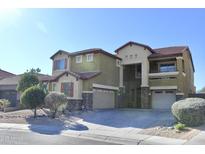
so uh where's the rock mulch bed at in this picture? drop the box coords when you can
[139,126,200,140]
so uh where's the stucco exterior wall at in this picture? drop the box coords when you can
[182,50,195,95]
[70,53,100,73]
[83,53,120,91]
[51,74,82,99]
[116,44,152,87]
[52,52,70,76]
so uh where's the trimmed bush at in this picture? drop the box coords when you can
[0,99,11,109]
[21,86,46,118]
[172,98,205,126]
[44,92,68,118]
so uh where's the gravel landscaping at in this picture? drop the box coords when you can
[139,126,200,140]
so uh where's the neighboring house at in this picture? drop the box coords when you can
[115,41,195,110]
[0,69,15,80]
[0,74,51,107]
[45,48,121,110]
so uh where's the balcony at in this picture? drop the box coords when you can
[149,77,178,87]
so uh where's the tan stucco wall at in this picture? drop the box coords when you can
[117,44,152,87]
[52,52,70,76]
[50,74,82,99]
[70,53,100,73]
[83,53,120,91]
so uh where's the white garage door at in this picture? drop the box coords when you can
[152,90,176,109]
[93,89,115,109]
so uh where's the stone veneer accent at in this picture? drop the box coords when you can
[66,99,82,111]
[141,87,151,109]
[82,92,93,110]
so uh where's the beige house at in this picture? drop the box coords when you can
[116,41,195,109]
[45,41,195,110]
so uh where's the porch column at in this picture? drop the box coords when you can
[119,65,123,87]
[141,60,151,109]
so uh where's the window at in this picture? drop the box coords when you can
[86,54,93,62]
[53,59,66,70]
[61,82,74,97]
[76,55,82,63]
[135,54,138,58]
[159,63,176,72]
[135,64,141,78]
[52,83,56,91]
[130,55,133,59]
[125,55,128,59]
[116,59,121,67]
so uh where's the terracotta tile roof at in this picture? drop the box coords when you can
[0,69,15,80]
[43,71,101,82]
[149,46,188,58]
[75,71,101,80]
[51,48,121,60]
[0,73,51,85]
[114,41,155,53]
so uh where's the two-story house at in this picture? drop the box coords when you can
[46,41,195,110]
[45,48,121,110]
[116,41,195,110]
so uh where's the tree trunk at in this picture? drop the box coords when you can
[34,108,37,118]
[52,109,57,119]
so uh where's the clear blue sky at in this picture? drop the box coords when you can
[0,9,204,90]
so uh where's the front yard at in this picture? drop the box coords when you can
[0,109,202,141]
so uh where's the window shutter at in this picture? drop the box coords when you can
[64,58,67,69]
[71,82,74,97]
[54,61,57,70]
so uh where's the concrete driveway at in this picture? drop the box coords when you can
[71,109,175,129]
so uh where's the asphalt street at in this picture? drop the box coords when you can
[0,129,118,145]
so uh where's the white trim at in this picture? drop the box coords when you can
[76,55,82,63]
[149,71,179,77]
[82,91,93,93]
[93,83,119,90]
[176,92,184,95]
[176,57,183,60]
[150,86,177,90]
[86,53,93,62]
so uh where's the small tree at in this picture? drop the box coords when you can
[21,86,46,118]
[17,68,40,93]
[44,92,68,118]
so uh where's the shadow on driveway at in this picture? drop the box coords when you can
[26,116,88,135]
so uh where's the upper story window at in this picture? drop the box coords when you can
[52,83,56,91]
[53,59,66,70]
[76,55,82,63]
[159,63,176,72]
[86,54,93,62]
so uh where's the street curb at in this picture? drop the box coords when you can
[0,123,187,145]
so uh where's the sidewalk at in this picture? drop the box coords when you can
[0,122,187,145]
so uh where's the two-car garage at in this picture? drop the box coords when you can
[92,84,117,109]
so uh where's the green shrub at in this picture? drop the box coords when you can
[172,98,205,126]
[44,92,68,118]
[174,123,186,130]
[17,68,40,93]
[0,99,11,109]
[21,86,46,118]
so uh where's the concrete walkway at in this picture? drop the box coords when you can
[0,122,186,145]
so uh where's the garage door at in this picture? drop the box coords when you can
[152,90,176,109]
[93,89,115,109]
